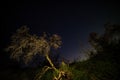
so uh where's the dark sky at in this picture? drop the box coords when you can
[1,1,120,63]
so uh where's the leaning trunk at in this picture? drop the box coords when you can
[45,54,59,72]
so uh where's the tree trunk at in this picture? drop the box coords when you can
[45,54,59,72]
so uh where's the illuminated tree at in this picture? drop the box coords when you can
[6,26,72,80]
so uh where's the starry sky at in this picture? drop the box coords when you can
[1,1,120,63]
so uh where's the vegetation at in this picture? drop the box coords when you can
[4,23,120,80]
[6,26,72,80]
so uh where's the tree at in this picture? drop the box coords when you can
[87,23,120,80]
[88,23,120,67]
[89,23,120,54]
[6,26,72,80]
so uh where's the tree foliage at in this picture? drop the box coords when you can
[89,23,120,54]
[6,26,62,64]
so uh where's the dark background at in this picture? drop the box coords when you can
[1,1,120,67]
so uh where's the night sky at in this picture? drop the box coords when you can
[1,1,120,63]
